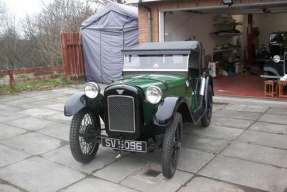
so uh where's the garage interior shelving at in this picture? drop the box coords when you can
[211,14,242,76]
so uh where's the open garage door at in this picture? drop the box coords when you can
[161,1,287,98]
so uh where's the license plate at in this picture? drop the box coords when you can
[102,138,147,152]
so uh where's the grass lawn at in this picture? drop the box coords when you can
[0,77,82,95]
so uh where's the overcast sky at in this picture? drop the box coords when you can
[4,0,52,19]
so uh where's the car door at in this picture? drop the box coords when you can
[187,51,202,113]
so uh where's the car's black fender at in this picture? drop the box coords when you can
[64,92,104,117]
[153,97,192,128]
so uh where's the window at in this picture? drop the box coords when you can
[123,54,189,71]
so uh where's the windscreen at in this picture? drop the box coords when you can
[123,54,189,71]
[270,33,287,45]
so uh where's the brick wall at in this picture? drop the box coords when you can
[138,0,283,43]
[0,66,63,76]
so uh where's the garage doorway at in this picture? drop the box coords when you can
[161,4,287,98]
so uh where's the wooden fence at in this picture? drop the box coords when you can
[60,32,85,79]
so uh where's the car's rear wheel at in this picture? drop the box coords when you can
[162,113,183,179]
[70,109,100,163]
[201,85,213,127]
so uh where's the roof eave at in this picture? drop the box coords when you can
[125,0,162,4]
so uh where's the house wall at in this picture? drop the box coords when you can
[138,0,285,43]
[164,12,216,55]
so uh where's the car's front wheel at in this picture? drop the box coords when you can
[201,85,213,127]
[70,109,100,164]
[162,112,183,179]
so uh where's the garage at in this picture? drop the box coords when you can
[135,0,287,98]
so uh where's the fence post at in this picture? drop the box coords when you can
[60,32,85,79]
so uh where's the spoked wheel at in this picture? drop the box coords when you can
[70,109,100,163]
[201,85,213,127]
[162,113,183,179]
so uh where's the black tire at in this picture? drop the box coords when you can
[201,85,213,127]
[162,113,183,179]
[70,109,100,164]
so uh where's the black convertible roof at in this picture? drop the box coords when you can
[123,41,200,54]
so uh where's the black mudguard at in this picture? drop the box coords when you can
[154,97,191,128]
[64,92,86,116]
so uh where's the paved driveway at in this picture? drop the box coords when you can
[1,88,287,192]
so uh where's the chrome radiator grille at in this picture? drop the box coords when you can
[107,95,135,133]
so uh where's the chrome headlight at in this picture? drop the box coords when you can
[145,86,162,104]
[273,55,281,63]
[84,82,100,99]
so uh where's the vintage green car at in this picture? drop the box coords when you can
[64,41,214,178]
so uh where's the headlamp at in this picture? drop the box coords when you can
[84,82,100,99]
[145,86,162,104]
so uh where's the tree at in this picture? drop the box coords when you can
[22,0,95,67]
[0,1,18,70]
[0,0,18,88]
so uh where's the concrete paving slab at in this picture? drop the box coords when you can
[19,100,58,109]
[199,156,287,192]
[48,88,80,95]
[18,90,58,98]
[39,123,69,141]
[19,108,58,118]
[131,150,161,164]
[178,148,214,173]
[93,156,147,183]
[0,110,23,118]
[0,114,27,124]
[178,177,266,192]
[224,104,269,113]
[0,95,26,103]
[56,97,70,103]
[239,130,287,150]
[213,104,226,112]
[43,113,71,124]
[259,114,287,125]
[184,125,243,141]
[0,105,23,114]
[214,110,261,121]
[267,107,287,116]
[0,184,22,192]
[183,134,229,153]
[0,132,62,155]
[2,89,287,192]
[223,142,287,168]
[121,165,193,192]
[0,124,26,140]
[44,103,64,112]
[6,117,54,131]
[0,144,30,168]
[61,177,137,192]
[214,96,287,108]
[250,122,287,135]
[43,146,117,174]
[0,157,84,192]
[7,98,44,106]
[132,148,214,174]
[211,117,253,129]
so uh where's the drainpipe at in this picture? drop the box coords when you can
[139,0,152,42]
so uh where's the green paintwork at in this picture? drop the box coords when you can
[111,73,197,126]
